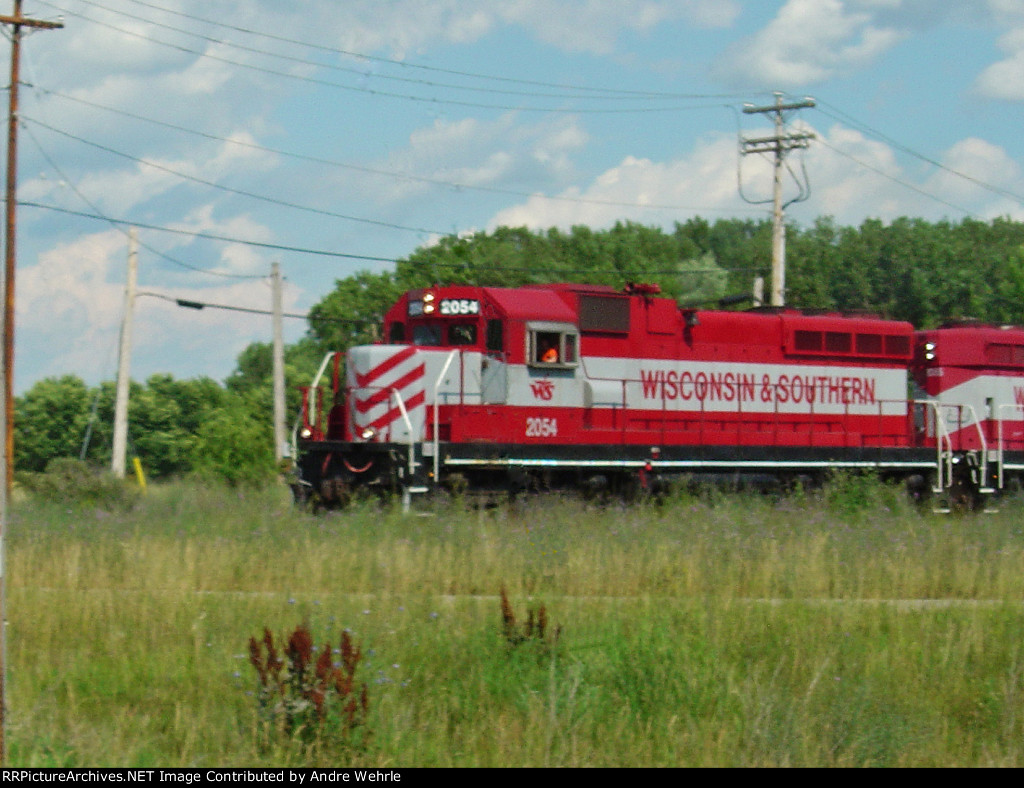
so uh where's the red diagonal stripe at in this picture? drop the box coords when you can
[354,346,418,388]
[369,390,426,432]
[354,364,425,414]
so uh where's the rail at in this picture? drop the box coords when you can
[291,351,340,457]
[918,401,992,494]
[390,387,417,481]
[433,350,459,483]
[919,400,954,492]
[997,403,1024,489]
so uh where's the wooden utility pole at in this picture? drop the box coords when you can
[741,93,815,307]
[112,230,138,478]
[2,2,62,489]
[0,1,63,765]
[271,263,285,464]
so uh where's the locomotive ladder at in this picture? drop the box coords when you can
[389,350,463,512]
[389,387,428,512]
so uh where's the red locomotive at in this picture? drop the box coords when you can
[292,282,1024,510]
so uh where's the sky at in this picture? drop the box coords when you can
[6,0,1024,393]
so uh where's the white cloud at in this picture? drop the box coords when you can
[335,0,739,57]
[362,112,589,203]
[483,123,1024,237]
[713,0,907,88]
[13,224,303,391]
[20,130,277,221]
[975,26,1024,99]
[923,137,1024,218]
[487,133,751,230]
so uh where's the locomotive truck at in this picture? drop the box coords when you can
[290,282,1024,510]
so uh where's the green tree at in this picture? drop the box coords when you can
[14,375,91,472]
[191,394,276,486]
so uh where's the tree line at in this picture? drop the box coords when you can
[16,215,1024,485]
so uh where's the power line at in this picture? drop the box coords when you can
[814,136,977,218]
[18,200,403,262]
[64,0,719,104]
[34,86,762,215]
[39,0,733,115]
[137,290,375,324]
[813,99,1024,208]
[22,115,447,235]
[82,0,754,102]
[21,121,266,279]
[19,200,768,279]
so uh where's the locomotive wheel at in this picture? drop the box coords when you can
[319,476,354,508]
[946,472,981,514]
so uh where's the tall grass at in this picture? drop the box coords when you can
[6,478,1024,766]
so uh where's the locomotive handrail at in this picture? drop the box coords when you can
[918,401,991,494]
[433,350,459,482]
[997,403,1024,488]
[918,400,954,492]
[390,387,416,481]
[960,403,990,490]
[291,351,341,457]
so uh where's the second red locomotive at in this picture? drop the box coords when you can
[293,282,1024,510]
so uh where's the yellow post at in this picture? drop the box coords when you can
[132,456,147,493]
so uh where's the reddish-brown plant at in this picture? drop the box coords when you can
[246,623,370,748]
[499,587,561,649]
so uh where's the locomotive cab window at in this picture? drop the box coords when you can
[486,319,504,353]
[527,322,579,368]
[413,324,442,346]
[447,324,477,346]
[388,322,405,343]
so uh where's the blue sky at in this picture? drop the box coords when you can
[8,0,1024,393]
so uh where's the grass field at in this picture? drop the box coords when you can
[6,477,1024,766]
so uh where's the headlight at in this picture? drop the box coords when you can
[360,426,377,440]
[300,427,312,438]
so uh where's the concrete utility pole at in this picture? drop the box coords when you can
[0,1,62,765]
[741,92,815,307]
[271,263,285,464]
[112,229,138,478]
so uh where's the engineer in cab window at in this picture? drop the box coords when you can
[539,336,559,363]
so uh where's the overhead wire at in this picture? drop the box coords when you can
[24,5,1017,288]
[32,87,763,216]
[17,200,403,262]
[38,0,737,115]
[814,99,1024,208]
[72,0,756,102]
[136,290,373,324]
[63,0,726,104]
[21,115,448,235]
[21,121,268,279]
[18,200,766,278]
[814,135,977,218]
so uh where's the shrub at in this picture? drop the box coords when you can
[247,624,370,752]
[17,457,140,511]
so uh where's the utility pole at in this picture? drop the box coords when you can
[271,263,285,464]
[112,229,138,478]
[740,92,815,307]
[0,1,62,765]
[1,2,62,491]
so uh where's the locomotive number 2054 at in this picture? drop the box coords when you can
[526,417,558,437]
[439,298,480,316]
